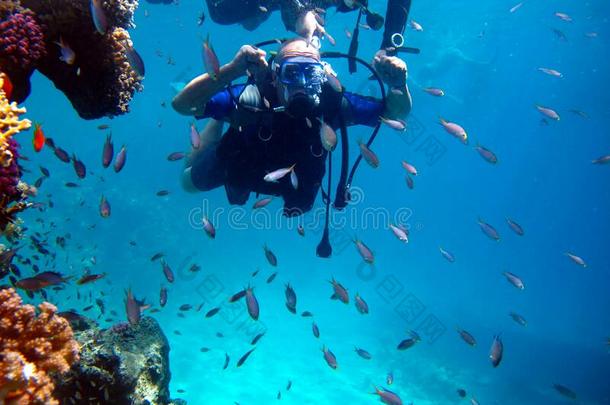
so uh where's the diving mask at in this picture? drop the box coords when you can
[275,57,327,92]
[273,56,332,117]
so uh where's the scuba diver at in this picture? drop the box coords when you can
[172,37,412,217]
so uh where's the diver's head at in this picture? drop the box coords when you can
[273,38,327,117]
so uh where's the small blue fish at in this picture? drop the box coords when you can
[509,312,527,326]
[478,218,500,241]
[506,218,524,236]
[503,271,525,290]
[245,286,259,320]
[553,384,577,400]
[55,37,75,65]
[475,144,498,164]
[124,288,144,325]
[397,330,421,350]
[71,154,86,179]
[124,42,145,78]
[489,334,503,367]
[312,321,320,338]
[373,386,403,405]
[386,372,394,385]
[322,345,337,369]
[354,293,369,314]
[284,283,297,314]
[439,247,455,263]
[102,133,113,168]
[114,145,127,173]
[236,347,256,367]
[354,347,372,360]
[329,278,349,304]
[456,327,477,346]
[202,34,220,80]
[99,195,110,218]
[190,123,201,149]
[90,0,108,34]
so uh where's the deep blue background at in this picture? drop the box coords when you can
[15,0,610,403]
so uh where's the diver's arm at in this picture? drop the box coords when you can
[280,0,346,33]
[373,49,411,120]
[172,45,268,117]
[340,50,411,127]
[384,83,412,120]
[340,88,410,127]
[172,64,243,117]
[340,93,383,127]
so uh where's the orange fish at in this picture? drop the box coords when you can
[1,73,13,100]
[33,123,45,152]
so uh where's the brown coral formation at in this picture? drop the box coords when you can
[0,288,80,405]
[2,0,143,118]
[104,0,138,29]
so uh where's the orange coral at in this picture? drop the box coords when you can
[0,288,80,405]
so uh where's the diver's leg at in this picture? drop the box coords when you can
[200,118,225,148]
[182,119,225,193]
[183,141,226,193]
[206,0,264,25]
[181,167,199,193]
[186,119,224,167]
[282,181,320,217]
[224,184,250,205]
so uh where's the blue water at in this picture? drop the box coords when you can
[15,0,610,403]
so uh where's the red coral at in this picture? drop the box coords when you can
[0,11,46,72]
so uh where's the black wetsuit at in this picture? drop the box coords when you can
[191,80,383,216]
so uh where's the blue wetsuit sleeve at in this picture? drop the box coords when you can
[195,85,245,120]
[341,92,384,128]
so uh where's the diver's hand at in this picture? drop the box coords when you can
[296,11,325,42]
[231,45,268,77]
[372,49,407,87]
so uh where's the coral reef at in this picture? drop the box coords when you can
[54,316,185,405]
[0,73,32,232]
[0,9,46,102]
[104,0,139,29]
[0,137,26,229]
[0,288,80,405]
[0,0,23,16]
[0,0,143,118]
[21,0,143,118]
[0,73,31,143]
